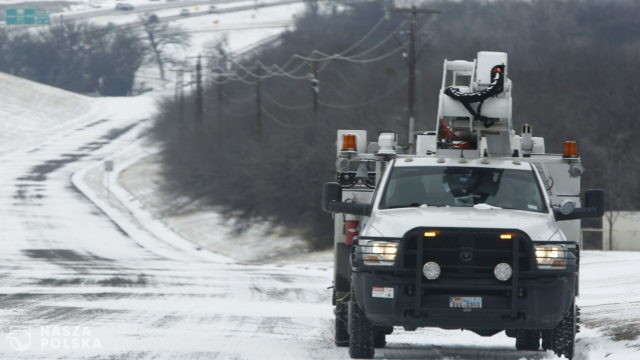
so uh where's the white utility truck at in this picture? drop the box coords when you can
[322,51,604,359]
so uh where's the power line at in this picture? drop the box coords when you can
[222,107,255,117]
[208,15,401,80]
[209,44,405,84]
[257,62,311,80]
[297,45,405,64]
[319,79,407,109]
[343,20,408,59]
[262,107,310,129]
[260,78,406,112]
[262,91,313,110]
[203,92,255,104]
[200,18,409,84]
[277,15,390,71]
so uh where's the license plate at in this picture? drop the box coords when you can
[449,296,482,309]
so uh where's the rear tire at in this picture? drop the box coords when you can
[515,330,540,351]
[335,303,349,347]
[551,301,577,360]
[348,297,375,359]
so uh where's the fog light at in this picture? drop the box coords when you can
[422,261,441,280]
[494,263,512,281]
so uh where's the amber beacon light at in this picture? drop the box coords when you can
[341,134,357,152]
[563,141,578,158]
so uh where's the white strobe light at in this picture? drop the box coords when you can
[422,261,441,280]
[494,263,513,281]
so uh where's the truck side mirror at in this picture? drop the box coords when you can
[583,189,605,217]
[322,182,342,213]
[554,189,605,221]
[322,182,372,216]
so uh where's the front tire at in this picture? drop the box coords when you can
[374,326,392,348]
[348,297,375,359]
[515,330,540,351]
[335,303,349,347]
[541,330,553,351]
[551,301,577,359]
[374,330,386,348]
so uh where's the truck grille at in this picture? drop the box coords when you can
[402,228,532,278]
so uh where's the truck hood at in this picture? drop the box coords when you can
[363,206,561,240]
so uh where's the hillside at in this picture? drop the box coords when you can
[0,71,91,156]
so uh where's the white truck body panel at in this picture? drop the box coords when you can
[362,206,563,241]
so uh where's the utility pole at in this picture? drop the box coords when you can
[189,69,195,93]
[255,64,263,140]
[195,55,203,123]
[388,6,439,149]
[217,80,223,124]
[174,69,180,102]
[176,69,185,125]
[311,60,319,120]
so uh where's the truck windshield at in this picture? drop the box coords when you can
[379,166,547,213]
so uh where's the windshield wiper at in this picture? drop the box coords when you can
[386,203,424,209]
[386,203,448,209]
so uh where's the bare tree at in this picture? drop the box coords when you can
[595,134,636,250]
[203,36,232,76]
[140,15,190,80]
[149,0,640,249]
[305,0,319,15]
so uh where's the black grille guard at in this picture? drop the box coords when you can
[353,228,579,319]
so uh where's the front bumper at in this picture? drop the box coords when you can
[352,228,578,331]
[352,271,576,330]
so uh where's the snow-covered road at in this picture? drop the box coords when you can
[0,94,339,358]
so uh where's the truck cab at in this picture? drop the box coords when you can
[323,52,603,359]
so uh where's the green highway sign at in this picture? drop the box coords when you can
[36,11,51,25]
[6,8,50,25]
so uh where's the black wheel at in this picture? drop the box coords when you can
[515,330,540,351]
[541,330,553,351]
[551,301,577,359]
[335,303,349,347]
[348,297,375,359]
[374,330,386,348]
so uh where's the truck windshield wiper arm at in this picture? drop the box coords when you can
[386,203,448,209]
[386,203,424,209]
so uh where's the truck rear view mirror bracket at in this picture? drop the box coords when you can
[554,189,605,221]
[322,182,372,217]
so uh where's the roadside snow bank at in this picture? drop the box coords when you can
[116,151,312,263]
[71,131,231,263]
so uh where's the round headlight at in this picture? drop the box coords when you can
[422,261,441,280]
[494,263,513,281]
